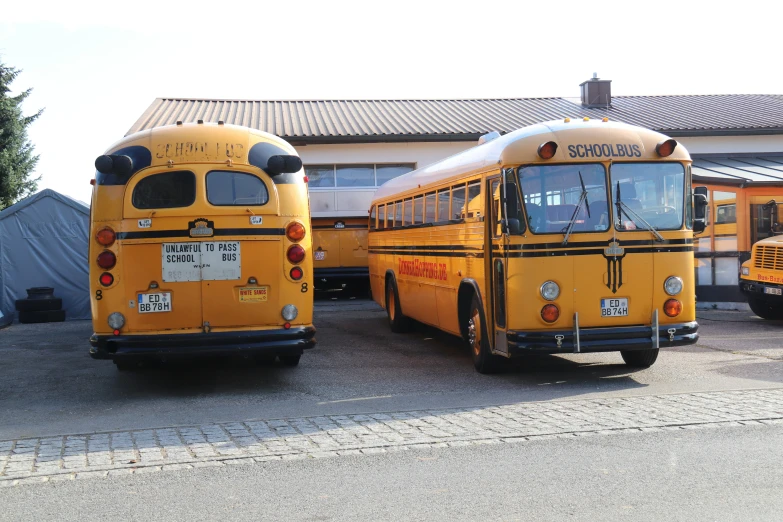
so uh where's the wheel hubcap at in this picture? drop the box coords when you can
[468,311,481,356]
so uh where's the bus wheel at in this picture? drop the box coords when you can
[747,298,783,320]
[620,349,659,368]
[385,278,411,333]
[467,295,501,374]
[279,355,301,367]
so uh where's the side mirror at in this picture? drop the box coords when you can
[266,155,303,175]
[501,218,522,235]
[693,193,708,234]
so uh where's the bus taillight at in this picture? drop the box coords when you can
[96,227,116,246]
[663,299,682,317]
[538,141,558,160]
[287,245,305,264]
[541,304,560,323]
[99,273,114,286]
[290,267,303,280]
[656,139,677,157]
[97,251,116,270]
[286,222,306,242]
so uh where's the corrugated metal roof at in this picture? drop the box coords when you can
[129,95,783,142]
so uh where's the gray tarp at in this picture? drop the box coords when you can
[0,189,90,325]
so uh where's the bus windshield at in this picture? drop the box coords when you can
[518,163,610,234]
[611,163,685,231]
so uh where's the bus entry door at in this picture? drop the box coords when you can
[488,176,509,356]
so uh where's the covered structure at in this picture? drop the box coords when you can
[0,189,90,325]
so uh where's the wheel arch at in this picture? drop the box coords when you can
[458,278,483,341]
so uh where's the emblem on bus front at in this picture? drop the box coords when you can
[189,218,214,237]
[335,221,345,229]
[603,240,626,293]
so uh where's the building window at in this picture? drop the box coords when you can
[305,163,415,188]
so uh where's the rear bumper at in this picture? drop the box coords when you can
[740,279,783,303]
[89,326,316,361]
[314,267,369,279]
[506,321,698,356]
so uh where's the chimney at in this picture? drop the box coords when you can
[580,73,612,108]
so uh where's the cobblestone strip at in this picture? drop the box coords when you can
[2,388,782,486]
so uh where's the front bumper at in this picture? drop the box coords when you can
[739,279,783,303]
[89,326,316,361]
[506,321,698,356]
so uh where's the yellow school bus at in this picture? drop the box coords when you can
[88,121,315,370]
[369,118,701,373]
[739,196,783,319]
[311,217,370,294]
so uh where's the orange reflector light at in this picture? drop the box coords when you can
[541,304,560,323]
[99,272,114,286]
[113,329,120,336]
[537,141,558,160]
[663,299,682,317]
[287,244,305,264]
[96,227,116,246]
[284,322,291,329]
[656,139,677,157]
[286,222,306,242]
[290,267,303,280]
[96,250,117,269]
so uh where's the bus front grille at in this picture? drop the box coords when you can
[755,245,783,270]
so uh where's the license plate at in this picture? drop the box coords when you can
[162,241,241,282]
[601,298,628,317]
[138,292,172,313]
[314,250,326,261]
[765,287,782,296]
[238,286,269,302]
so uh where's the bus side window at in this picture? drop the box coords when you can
[402,199,410,226]
[395,200,402,227]
[466,181,481,218]
[425,192,436,223]
[378,205,385,230]
[452,183,467,220]
[370,205,376,230]
[437,188,450,222]
[413,196,423,225]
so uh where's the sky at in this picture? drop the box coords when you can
[1,0,781,204]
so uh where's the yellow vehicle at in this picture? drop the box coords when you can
[311,217,370,294]
[88,121,315,370]
[369,119,702,373]
[739,200,783,319]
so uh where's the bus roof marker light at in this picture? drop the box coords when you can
[656,139,677,157]
[537,141,558,160]
[564,117,571,123]
[583,117,590,121]
[602,117,609,122]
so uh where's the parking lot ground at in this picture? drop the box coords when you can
[0,300,780,444]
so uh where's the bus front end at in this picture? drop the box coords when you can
[739,236,783,320]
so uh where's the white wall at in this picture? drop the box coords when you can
[299,135,783,217]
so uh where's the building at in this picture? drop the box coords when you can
[127,78,783,307]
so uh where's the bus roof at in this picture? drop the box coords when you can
[372,119,691,203]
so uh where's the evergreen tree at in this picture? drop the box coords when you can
[0,59,43,209]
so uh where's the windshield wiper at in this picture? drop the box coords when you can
[614,181,664,242]
[562,172,591,245]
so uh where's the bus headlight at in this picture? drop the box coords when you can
[664,276,683,296]
[107,312,125,330]
[741,266,750,276]
[540,281,560,301]
[281,304,298,321]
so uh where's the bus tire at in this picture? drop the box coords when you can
[385,277,411,333]
[747,297,783,320]
[467,295,502,374]
[621,348,659,368]
[279,354,301,367]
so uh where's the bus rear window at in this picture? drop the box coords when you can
[132,171,196,209]
[207,171,269,206]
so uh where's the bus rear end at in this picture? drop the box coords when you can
[88,123,315,369]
